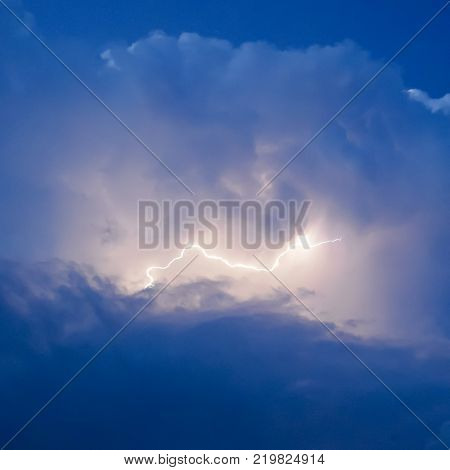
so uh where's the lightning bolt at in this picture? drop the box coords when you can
[145,236,342,287]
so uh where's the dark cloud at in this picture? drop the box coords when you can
[1,260,449,449]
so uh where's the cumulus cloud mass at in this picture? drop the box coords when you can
[0,21,449,449]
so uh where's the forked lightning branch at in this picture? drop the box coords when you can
[145,236,342,287]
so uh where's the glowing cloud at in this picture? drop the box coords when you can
[146,236,342,287]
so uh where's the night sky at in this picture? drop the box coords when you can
[0,0,449,449]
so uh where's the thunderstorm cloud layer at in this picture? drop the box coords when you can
[0,1,449,449]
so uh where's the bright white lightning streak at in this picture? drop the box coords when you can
[145,236,342,287]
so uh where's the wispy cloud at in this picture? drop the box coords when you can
[406,88,450,115]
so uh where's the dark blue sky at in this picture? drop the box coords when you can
[17,0,450,95]
[0,0,449,450]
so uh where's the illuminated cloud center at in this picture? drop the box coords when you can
[146,235,342,287]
